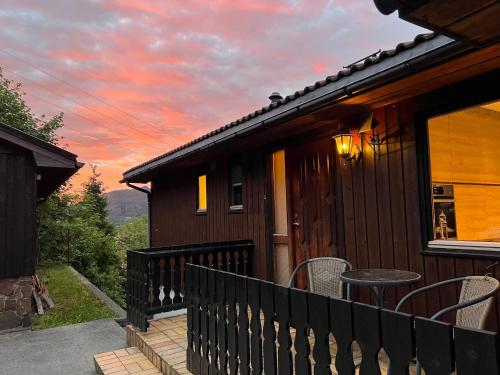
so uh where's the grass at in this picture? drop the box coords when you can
[32,264,116,330]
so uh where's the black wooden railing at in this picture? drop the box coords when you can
[186,264,500,375]
[127,240,253,331]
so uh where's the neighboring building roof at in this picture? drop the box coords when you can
[0,122,83,198]
[123,33,464,183]
[372,0,419,15]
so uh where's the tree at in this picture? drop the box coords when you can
[0,67,63,144]
[81,165,115,235]
[116,214,148,252]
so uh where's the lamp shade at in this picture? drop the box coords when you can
[332,127,353,159]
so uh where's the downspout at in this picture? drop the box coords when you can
[126,183,152,248]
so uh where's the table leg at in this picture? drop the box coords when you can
[370,286,386,307]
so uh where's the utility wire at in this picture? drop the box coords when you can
[0,48,187,144]
[2,65,178,150]
[21,89,169,154]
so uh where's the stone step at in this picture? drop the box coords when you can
[94,347,162,375]
[126,315,189,375]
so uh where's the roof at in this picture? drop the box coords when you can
[0,122,82,198]
[123,32,462,183]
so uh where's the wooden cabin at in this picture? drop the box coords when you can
[122,33,500,329]
[0,123,81,330]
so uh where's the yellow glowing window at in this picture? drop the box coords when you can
[197,175,207,211]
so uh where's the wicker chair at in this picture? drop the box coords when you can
[394,276,499,375]
[288,257,352,299]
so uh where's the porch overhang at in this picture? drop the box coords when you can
[0,123,83,199]
[373,0,500,46]
[123,34,462,183]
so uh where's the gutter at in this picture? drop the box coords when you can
[123,35,467,182]
[126,183,152,248]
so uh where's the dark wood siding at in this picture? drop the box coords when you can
[149,74,500,330]
[151,154,269,279]
[339,98,500,331]
[0,143,36,278]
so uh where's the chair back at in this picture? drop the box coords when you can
[456,276,499,329]
[306,257,350,298]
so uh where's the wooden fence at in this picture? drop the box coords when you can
[127,240,253,331]
[186,264,499,375]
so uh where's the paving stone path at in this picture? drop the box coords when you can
[0,318,126,375]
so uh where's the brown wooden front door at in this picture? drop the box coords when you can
[286,137,339,287]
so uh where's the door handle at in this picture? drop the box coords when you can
[292,222,300,227]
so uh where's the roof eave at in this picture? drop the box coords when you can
[122,34,462,183]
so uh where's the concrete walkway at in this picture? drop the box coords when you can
[0,318,126,375]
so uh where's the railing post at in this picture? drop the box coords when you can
[186,264,194,372]
[261,280,277,375]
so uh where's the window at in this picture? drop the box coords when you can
[197,175,207,212]
[229,165,243,209]
[427,99,500,250]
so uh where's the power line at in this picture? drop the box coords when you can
[2,65,179,150]
[20,88,169,154]
[0,48,187,144]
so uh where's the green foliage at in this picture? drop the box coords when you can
[32,265,115,330]
[38,168,126,308]
[1,69,131,310]
[0,67,63,143]
[116,214,148,252]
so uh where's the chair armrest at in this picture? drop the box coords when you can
[288,259,310,288]
[431,287,498,321]
[395,277,466,312]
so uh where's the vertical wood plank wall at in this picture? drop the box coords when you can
[339,99,500,331]
[149,97,500,331]
[151,155,269,279]
[0,147,36,278]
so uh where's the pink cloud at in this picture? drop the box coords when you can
[0,0,425,190]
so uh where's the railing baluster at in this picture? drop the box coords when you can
[353,303,382,375]
[237,275,250,375]
[226,272,239,375]
[454,326,499,375]
[200,267,210,373]
[192,264,202,373]
[329,298,355,375]
[380,309,414,375]
[309,292,331,375]
[248,278,263,375]
[186,264,194,372]
[290,288,311,375]
[208,268,219,375]
[415,317,454,375]
[261,280,277,375]
[275,285,292,375]
[217,270,229,375]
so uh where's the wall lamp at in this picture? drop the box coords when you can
[333,112,384,164]
[332,127,361,165]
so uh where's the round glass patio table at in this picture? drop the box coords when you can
[340,269,421,307]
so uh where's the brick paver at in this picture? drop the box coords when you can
[94,347,162,375]
[98,312,421,375]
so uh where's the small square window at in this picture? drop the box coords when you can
[229,165,243,209]
[197,174,207,212]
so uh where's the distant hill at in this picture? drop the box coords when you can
[105,188,148,226]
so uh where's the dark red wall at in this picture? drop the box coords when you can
[149,83,500,330]
[151,155,270,280]
[338,98,500,331]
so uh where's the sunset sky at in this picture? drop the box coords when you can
[0,0,424,192]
